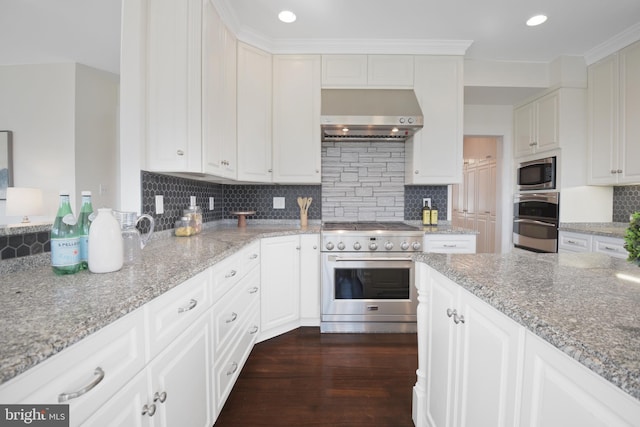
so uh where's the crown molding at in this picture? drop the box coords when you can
[584,22,640,65]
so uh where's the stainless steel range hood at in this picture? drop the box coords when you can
[321,89,423,142]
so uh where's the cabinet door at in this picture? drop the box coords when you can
[424,270,460,427]
[514,103,535,157]
[237,42,272,182]
[619,40,640,184]
[260,236,301,337]
[535,91,560,152]
[408,56,463,184]
[81,370,150,427]
[202,2,236,179]
[454,289,523,427]
[367,55,414,87]
[272,55,322,183]
[321,55,367,87]
[299,234,321,325]
[520,332,640,427]
[592,235,628,259]
[588,54,619,185]
[146,0,202,172]
[148,314,212,427]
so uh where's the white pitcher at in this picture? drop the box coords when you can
[88,208,124,273]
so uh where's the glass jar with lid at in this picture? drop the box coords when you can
[175,216,196,237]
[183,206,202,234]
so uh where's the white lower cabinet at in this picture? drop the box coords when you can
[259,235,301,340]
[520,332,640,427]
[83,313,212,427]
[414,264,522,427]
[0,310,146,427]
[414,263,640,427]
[558,230,627,259]
[423,234,477,254]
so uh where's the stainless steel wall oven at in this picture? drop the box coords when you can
[320,222,422,333]
[513,192,559,253]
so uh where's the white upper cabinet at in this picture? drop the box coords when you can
[272,55,322,183]
[514,91,559,157]
[588,40,640,185]
[406,55,464,185]
[321,55,414,87]
[202,1,237,179]
[145,0,203,173]
[236,42,273,182]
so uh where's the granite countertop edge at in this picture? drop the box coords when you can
[414,252,640,401]
[559,222,629,239]
[0,224,319,386]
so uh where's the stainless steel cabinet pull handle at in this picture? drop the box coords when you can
[566,239,576,244]
[176,150,184,156]
[142,403,156,417]
[446,308,455,318]
[249,253,258,260]
[225,270,237,278]
[454,313,465,324]
[443,244,457,248]
[248,286,259,294]
[249,325,259,334]
[296,246,301,250]
[178,299,197,313]
[313,245,317,249]
[603,246,617,251]
[153,391,167,403]
[611,169,617,174]
[58,367,105,402]
[617,169,623,174]
[227,362,238,376]
[226,312,238,323]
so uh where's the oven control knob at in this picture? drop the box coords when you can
[325,242,335,251]
[353,242,362,251]
[400,242,410,250]
[384,241,394,250]
[337,242,346,251]
[369,242,378,250]
[412,241,422,251]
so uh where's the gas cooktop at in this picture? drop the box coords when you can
[322,221,419,232]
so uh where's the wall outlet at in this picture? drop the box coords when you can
[273,197,285,209]
[155,195,164,214]
[209,197,215,211]
[423,198,431,208]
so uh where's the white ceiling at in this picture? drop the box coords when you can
[2,0,640,105]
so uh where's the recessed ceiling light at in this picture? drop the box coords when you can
[278,10,296,23]
[526,14,548,26]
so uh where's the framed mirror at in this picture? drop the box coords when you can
[0,130,13,200]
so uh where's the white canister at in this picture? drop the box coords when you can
[88,208,124,273]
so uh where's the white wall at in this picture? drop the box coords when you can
[463,104,515,253]
[0,63,118,225]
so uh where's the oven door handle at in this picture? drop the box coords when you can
[514,218,556,228]
[329,256,414,262]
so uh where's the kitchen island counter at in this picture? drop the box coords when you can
[0,224,319,385]
[414,251,640,400]
[559,222,628,239]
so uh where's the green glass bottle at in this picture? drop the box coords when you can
[76,191,94,270]
[50,191,81,275]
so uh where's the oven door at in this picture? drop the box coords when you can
[513,192,559,253]
[321,253,416,323]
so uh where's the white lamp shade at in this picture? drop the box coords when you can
[6,187,44,222]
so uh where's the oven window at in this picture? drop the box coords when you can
[514,200,559,220]
[334,268,409,299]
[514,221,558,240]
[519,164,546,185]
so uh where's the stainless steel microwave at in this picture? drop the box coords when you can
[517,156,556,191]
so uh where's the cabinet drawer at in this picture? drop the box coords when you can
[558,231,592,253]
[214,308,260,414]
[144,269,211,359]
[211,242,260,301]
[592,236,628,259]
[0,310,146,427]
[423,234,477,253]
[212,266,260,361]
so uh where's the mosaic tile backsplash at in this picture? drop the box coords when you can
[0,231,50,260]
[613,185,640,222]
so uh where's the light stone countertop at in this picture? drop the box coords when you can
[414,251,640,400]
[0,223,319,386]
[559,222,629,239]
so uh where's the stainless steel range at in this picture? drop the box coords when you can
[321,222,423,333]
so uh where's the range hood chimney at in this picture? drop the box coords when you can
[321,89,424,142]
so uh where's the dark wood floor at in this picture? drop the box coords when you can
[214,327,418,427]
